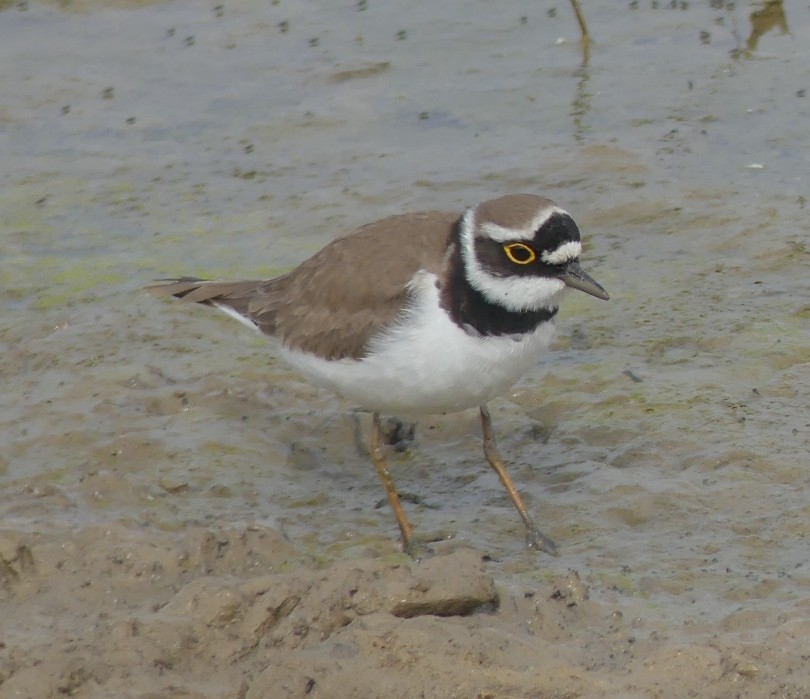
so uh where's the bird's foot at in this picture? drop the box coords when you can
[403,537,434,561]
[378,416,417,453]
[526,527,559,556]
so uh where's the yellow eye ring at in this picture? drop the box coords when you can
[503,243,537,265]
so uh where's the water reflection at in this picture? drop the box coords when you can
[731,0,789,58]
[745,0,788,52]
[569,0,592,142]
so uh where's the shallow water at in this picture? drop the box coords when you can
[1,0,809,694]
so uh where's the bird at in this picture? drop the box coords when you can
[147,193,609,557]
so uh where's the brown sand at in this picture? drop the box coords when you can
[2,522,807,698]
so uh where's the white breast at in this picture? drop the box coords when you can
[281,272,556,415]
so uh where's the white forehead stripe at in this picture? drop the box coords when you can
[478,206,570,242]
[459,207,566,312]
[541,241,582,265]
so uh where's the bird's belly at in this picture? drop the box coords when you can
[281,304,556,415]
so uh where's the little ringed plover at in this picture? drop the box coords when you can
[148,193,609,556]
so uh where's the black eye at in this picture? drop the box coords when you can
[503,243,536,265]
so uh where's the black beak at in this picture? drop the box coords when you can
[560,261,609,300]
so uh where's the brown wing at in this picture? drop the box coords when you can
[147,210,459,360]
